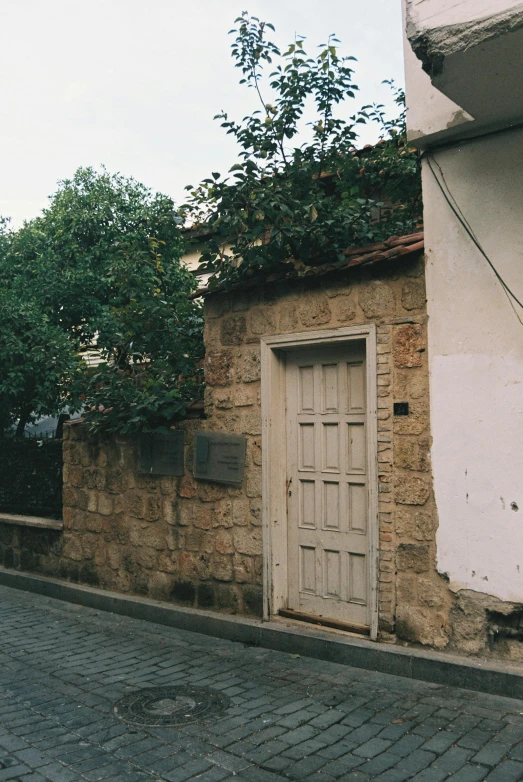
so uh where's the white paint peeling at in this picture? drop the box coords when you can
[422,130,523,605]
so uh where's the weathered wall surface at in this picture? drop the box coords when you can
[59,419,264,616]
[203,255,451,645]
[1,252,475,652]
[403,0,523,145]
[422,131,523,624]
[406,0,522,31]
[0,523,63,574]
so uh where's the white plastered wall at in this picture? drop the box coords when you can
[407,0,522,28]
[423,129,523,602]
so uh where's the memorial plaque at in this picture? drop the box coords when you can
[139,431,185,476]
[193,431,246,486]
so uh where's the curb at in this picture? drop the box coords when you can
[1,567,522,701]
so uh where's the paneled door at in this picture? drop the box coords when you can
[285,341,370,627]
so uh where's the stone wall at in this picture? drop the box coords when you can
[59,419,264,615]
[1,251,456,645]
[203,253,451,644]
[0,523,63,574]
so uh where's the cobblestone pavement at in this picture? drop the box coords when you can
[2,587,523,781]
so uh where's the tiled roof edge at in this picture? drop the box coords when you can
[189,230,424,300]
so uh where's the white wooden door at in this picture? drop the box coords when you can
[285,342,370,627]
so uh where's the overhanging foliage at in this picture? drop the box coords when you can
[182,14,422,288]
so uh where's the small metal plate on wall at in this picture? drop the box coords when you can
[393,402,409,416]
[193,431,246,486]
[139,431,185,476]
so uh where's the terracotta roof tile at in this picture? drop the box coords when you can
[190,230,424,299]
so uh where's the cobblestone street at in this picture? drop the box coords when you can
[1,587,523,781]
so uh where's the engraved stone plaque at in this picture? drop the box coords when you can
[193,431,246,486]
[139,431,185,476]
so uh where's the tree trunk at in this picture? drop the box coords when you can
[15,407,32,438]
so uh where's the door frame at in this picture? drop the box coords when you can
[260,325,379,640]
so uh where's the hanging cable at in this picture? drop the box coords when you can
[424,152,523,325]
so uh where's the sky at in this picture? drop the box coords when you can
[0,0,405,228]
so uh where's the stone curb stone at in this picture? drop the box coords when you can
[0,566,522,701]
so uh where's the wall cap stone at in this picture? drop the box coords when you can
[0,513,63,531]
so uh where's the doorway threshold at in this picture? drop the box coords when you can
[279,608,370,637]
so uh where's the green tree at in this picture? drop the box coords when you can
[0,168,203,435]
[182,14,421,287]
[0,289,80,436]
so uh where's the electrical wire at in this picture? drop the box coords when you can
[424,152,523,326]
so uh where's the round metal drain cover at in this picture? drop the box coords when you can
[114,685,230,727]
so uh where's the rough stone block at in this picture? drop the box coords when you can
[198,483,226,503]
[395,437,430,472]
[396,573,419,604]
[135,546,158,569]
[205,350,233,386]
[401,278,426,311]
[214,389,234,409]
[234,526,262,556]
[81,533,99,560]
[148,571,174,600]
[234,386,258,408]
[393,324,425,368]
[197,581,215,608]
[124,491,146,520]
[205,293,231,319]
[84,512,103,533]
[177,475,197,499]
[333,295,356,322]
[97,493,114,517]
[63,536,83,562]
[298,296,332,327]
[68,465,85,489]
[249,499,262,526]
[79,561,99,586]
[418,578,446,609]
[145,494,162,522]
[397,543,431,573]
[171,580,196,604]
[395,475,431,505]
[245,470,262,498]
[186,528,213,554]
[130,522,166,551]
[395,508,434,541]
[237,347,261,383]
[220,315,246,346]
[359,281,396,318]
[215,529,234,555]
[213,554,234,581]
[84,468,105,491]
[251,439,262,466]
[393,411,427,436]
[240,411,262,436]
[62,486,78,509]
[243,585,263,616]
[233,553,254,583]
[232,289,261,312]
[106,468,129,493]
[279,302,298,332]
[250,306,277,335]
[396,605,448,648]
[232,499,249,527]
[106,543,121,570]
[215,583,239,611]
[211,500,233,528]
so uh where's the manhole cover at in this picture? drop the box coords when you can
[114,685,230,727]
